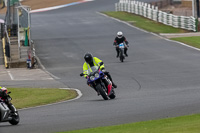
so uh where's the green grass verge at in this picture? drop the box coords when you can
[8,88,77,109]
[59,114,200,133]
[102,11,189,33]
[171,36,200,49]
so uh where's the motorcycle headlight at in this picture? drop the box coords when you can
[8,97,12,102]
[90,76,95,81]
[95,73,99,78]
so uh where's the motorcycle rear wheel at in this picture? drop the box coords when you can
[96,84,109,100]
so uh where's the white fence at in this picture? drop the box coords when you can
[115,0,197,32]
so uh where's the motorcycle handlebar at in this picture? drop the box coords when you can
[114,44,129,48]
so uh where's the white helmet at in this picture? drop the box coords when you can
[0,86,7,93]
[117,31,123,38]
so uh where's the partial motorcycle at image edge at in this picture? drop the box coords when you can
[80,62,116,100]
[0,89,20,125]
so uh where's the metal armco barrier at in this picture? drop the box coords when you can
[115,0,198,32]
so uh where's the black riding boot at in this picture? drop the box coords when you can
[124,47,128,57]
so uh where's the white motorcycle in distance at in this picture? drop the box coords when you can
[117,43,127,62]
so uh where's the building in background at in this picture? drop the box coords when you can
[182,0,192,8]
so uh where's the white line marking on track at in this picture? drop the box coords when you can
[151,32,200,51]
[7,71,14,80]
[97,12,148,33]
[35,55,60,80]
[60,88,83,100]
[30,0,94,13]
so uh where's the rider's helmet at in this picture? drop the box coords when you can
[0,86,7,93]
[84,53,93,64]
[117,31,123,39]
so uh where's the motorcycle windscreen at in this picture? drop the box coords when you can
[88,66,98,74]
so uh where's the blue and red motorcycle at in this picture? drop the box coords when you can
[80,62,116,100]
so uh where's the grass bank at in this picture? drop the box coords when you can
[171,36,200,49]
[59,114,200,133]
[8,88,77,109]
[102,11,189,33]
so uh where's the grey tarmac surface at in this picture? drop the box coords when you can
[1,0,200,133]
[0,65,66,88]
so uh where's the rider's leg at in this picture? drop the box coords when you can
[124,47,128,56]
[116,47,119,58]
[7,103,16,113]
[104,72,117,88]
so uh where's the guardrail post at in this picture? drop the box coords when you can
[195,18,199,32]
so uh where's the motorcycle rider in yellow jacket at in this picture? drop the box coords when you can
[82,53,117,89]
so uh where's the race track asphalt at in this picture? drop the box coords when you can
[1,0,200,133]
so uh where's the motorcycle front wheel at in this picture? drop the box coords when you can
[96,84,109,100]
[9,112,20,125]
[119,49,124,62]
